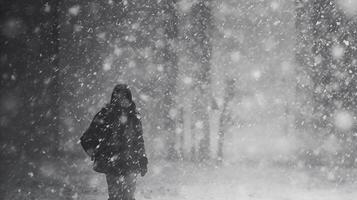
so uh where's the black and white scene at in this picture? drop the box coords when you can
[1,0,357,199]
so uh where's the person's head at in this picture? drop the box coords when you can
[110,84,133,108]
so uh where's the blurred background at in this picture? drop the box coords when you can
[1,0,357,199]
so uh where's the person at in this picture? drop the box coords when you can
[80,84,148,200]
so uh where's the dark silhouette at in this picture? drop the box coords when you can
[80,84,148,200]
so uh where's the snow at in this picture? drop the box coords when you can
[281,61,293,74]
[331,45,345,60]
[103,57,113,71]
[3,0,357,199]
[178,0,197,13]
[2,18,23,38]
[68,5,81,16]
[169,108,178,118]
[263,37,278,51]
[114,46,123,56]
[230,51,241,63]
[28,172,34,177]
[251,70,262,80]
[44,3,51,13]
[195,121,204,129]
[157,64,164,72]
[337,0,357,16]
[270,1,280,11]
[73,24,83,32]
[119,115,128,123]
[175,127,183,134]
[79,160,357,200]
[183,76,193,85]
[139,94,150,102]
[322,135,341,153]
[334,110,354,131]
[39,163,56,177]
[97,32,106,40]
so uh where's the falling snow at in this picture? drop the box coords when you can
[2,0,357,199]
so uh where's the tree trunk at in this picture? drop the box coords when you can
[190,0,213,162]
[161,0,180,160]
[217,79,235,164]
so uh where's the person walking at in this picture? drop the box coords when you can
[80,84,148,200]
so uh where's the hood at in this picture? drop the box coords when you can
[110,84,133,104]
[108,84,137,115]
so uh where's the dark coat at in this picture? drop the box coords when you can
[80,84,148,175]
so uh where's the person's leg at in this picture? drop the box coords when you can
[105,173,125,200]
[122,173,138,200]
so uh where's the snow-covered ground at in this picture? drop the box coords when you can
[79,160,357,200]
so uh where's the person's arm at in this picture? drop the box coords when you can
[80,107,108,159]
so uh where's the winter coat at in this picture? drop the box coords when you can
[80,84,148,175]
